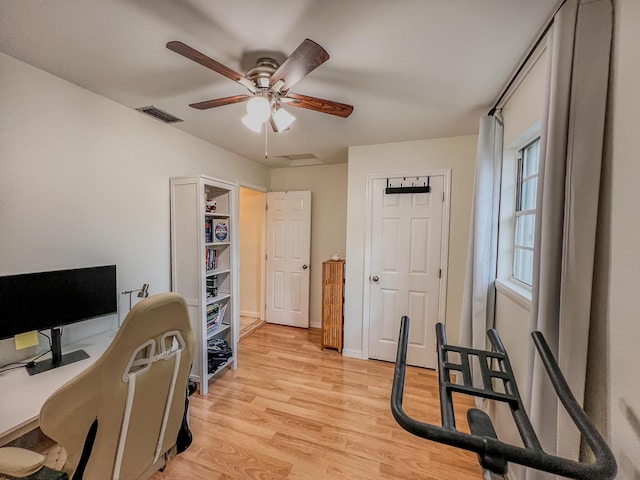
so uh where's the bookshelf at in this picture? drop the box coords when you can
[170,175,238,395]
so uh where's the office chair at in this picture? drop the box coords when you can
[0,293,195,480]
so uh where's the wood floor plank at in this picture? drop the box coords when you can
[152,324,482,479]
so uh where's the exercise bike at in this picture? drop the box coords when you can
[391,317,616,479]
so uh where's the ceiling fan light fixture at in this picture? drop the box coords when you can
[272,106,296,131]
[246,96,271,122]
[242,113,263,133]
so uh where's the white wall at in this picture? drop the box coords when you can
[491,293,530,480]
[0,52,269,364]
[501,48,548,149]
[344,135,477,357]
[270,163,348,328]
[491,42,548,474]
[239,187,264,318]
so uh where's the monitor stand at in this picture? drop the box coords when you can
[26,327,90,376]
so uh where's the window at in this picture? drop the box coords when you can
[512,138,540,285]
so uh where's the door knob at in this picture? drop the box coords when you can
[302,264,309,270]
[371,275,379,282]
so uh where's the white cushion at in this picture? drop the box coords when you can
[0,446,45,478]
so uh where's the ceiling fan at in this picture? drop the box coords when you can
[166,39,354,133]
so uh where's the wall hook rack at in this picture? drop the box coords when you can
[385,176,431,194]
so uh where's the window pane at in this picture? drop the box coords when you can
[523,140,540,177]
[513,248,534,285]
[520,177,537,211]
[511,137,539,288]
[515,213,535,248]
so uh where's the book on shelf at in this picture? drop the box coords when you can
[205,247,218,271]
[206,302,227,332]
[213,218,229,242]
[204,218,213,243]
[206,275,218,297]
[206,302,219,319]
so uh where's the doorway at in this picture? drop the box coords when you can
[364,172,450,368]
[238,186,266,339]
[265,191,312,328]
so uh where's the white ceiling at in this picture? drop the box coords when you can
[0,0,558,168]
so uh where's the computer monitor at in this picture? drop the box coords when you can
[0,265,117,375]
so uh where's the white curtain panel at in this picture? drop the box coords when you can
[525,0,612,478]
[459,115,503,381]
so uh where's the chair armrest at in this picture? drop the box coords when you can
[0,446,45,477]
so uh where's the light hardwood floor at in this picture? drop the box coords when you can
[152,324,483,479]
[240,315,265,339]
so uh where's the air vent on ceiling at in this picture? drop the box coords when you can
[278,153,322,167]
[136,106,183,124]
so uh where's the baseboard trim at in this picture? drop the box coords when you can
[310,321,321,329]
[240,310,260,319]
[341,348,363,359]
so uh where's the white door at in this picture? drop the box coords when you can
[266,191,312,327]
[368,176,445,368]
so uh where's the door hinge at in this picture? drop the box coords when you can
[442,192,445,202]
[266,203,269,211]
[439,269,442,279]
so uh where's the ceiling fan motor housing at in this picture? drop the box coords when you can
[245,57,279,88]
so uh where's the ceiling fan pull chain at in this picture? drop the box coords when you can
[264,122,268,159]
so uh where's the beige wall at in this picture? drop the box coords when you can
[344,135,477,357]
[239,187,265,318]
[270,164,348,328]
[0,52,269,365]
[588,0,640,476]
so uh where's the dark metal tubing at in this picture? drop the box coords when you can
[435,322,456,429]
[385,186,431,194]
[531,331,617,477]
[486,329,542,451]
[391,318,617,480]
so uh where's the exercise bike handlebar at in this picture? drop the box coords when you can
[390,316,616,479]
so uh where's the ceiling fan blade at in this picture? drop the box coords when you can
[283,93,353,118]
[270,39,329,92]
[166,41,256,93]
[189,95,250,110]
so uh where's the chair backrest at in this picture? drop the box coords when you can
[39,293,195,480]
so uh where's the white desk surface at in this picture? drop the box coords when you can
[0,330,116,446]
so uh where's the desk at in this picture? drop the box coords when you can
[0,330,115,446]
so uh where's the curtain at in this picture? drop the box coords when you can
[525,0,612,478]
[459,115,503,383]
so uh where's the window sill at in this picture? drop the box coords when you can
[495,279,532,312]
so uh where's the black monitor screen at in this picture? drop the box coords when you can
[0,265,117,341]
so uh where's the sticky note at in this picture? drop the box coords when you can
[15,331,39,350]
